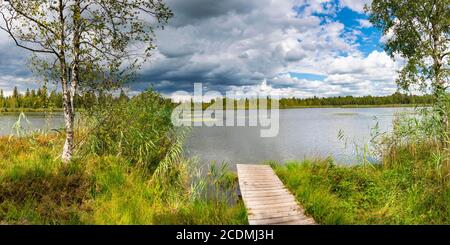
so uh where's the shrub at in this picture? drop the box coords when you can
[84,90,176,171]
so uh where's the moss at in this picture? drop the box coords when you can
[0,166,91,224]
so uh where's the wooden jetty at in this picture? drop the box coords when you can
[236,164,315,225]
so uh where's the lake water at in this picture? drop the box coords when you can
[184,108,413,165]
[0,112,65,136]
[0,108,412,165]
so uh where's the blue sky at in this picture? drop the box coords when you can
[328,6,383,55]
[0,0,402,98]
[291,1,385,82]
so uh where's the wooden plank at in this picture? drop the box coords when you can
[240,179,284,184]
[241,188,286,192]
[243,193,295,200]
[248,202,300,210]
[248,210,304,219]
[249,215,307,225]
[244,196,297,204]
[237,164,315,225]
[272,218,316,225]
[248,213,302,221]
[245,200,299,207]
[241,190,291,196]
[249,203,302,212]
[242,185,285,189]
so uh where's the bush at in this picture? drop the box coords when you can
[84,90,176,171]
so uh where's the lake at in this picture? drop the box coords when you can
[0,112,65,136]
[0,108,413,165]
[184,107,413,165]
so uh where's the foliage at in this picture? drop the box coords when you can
[367,0,449,144]
[0,0,173,162]
[278,92,435,108]
[0,0,173,89]
[197,92,435,110]
[0,86,438,111]
[0,85,131,111]
[82,89,175,171]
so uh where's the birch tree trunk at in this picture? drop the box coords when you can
[62,86,75,163]
[59,0,74,164]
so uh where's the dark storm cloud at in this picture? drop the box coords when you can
[0,0,400,98]
[164,0,265,27]
[0,46,30,77]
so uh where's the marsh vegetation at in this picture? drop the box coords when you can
[0,91,246,224]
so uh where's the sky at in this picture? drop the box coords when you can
[0,0,404,98]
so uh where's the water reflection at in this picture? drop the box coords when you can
[184,108,413,166]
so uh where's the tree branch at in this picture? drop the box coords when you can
[6,0,57,36]
[0,11,56,54]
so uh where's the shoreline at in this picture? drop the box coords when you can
[280,104,426,109]
[0,104,427,114]
[194,104,427,111]
[0,108,63,113]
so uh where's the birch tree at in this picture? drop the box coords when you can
[0,0,172,162]
[367,0,449,145]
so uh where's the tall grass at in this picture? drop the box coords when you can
[80,90,176,171]
[273,109,449,224]
[0,90,246,224]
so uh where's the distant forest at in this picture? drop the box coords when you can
[0,85,435,110]
[205,92,434,109]
[279,92,434,108]
[0,86,129,110]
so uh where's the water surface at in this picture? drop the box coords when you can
[184,108,412,165]
[0,112,64,136]
[0,108,413,166]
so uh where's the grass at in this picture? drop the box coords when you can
[0,134,247,224]
[4,132,446,225]
[0,90,248,224]
[272,143,449,224]
[0,89,445,225]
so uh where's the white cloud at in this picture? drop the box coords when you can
[145,0,360,94]
[380,27,396,44]
[0,76,37,96]
[339,0,372,13]
[357,19,373,28]
[0,0,402,99]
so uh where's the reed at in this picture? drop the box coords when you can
[0,90,246,224]
[272,127,449,224]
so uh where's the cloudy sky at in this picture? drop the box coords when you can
[0,0,404,98]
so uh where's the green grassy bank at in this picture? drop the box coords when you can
[0,134,247,224]
[272,143,449,224]
[0,90,247,224]
[0,90,447,224]
[0,103,423,114]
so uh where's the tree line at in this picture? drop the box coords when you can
[1,85,437,110]
[192,91,436,110]
[0,86,129,110]
[279,92,435,107]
